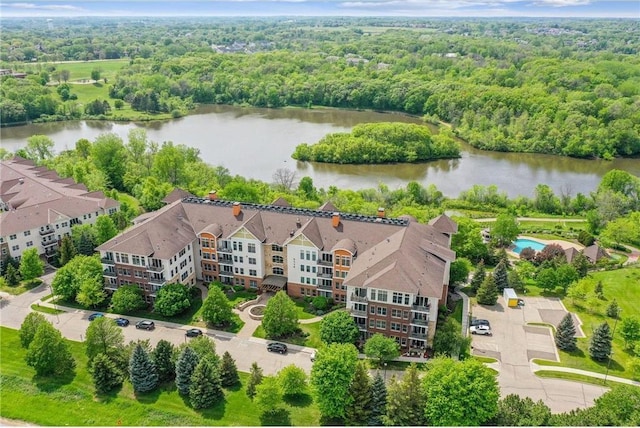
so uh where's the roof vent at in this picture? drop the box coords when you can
[18,178,24,184]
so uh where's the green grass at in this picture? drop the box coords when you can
[30,304,64,315]
[0,279,42,295]
[0,326,320,426]
[473,356,498,364]
[253,321,322,348]
[534,370,628,388]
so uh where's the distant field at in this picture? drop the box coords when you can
[21,59,129,82]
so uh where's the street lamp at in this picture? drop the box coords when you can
[383,362,388,382]
[604,312,620,385]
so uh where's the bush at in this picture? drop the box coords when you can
[312,296,329,311]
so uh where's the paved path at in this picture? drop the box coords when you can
[530,362,640,386]
[454,285,470,337]
[475,217,586,223]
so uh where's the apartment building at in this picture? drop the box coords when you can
[0,157,120,263]
[97,193,456,348]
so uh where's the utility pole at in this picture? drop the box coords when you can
[604,311,620,385]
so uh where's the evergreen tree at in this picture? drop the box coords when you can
[189,359,223,409]
[246,361,264,400]
[507,269,524,292]
[1,255,19,277]
[595,280,604,299]
[5,264,19,286]
[606,299,621,319]
[555,313,577,351]
[384,364,425,426]
[589,322,613,362]
[477,273,499,306]
[345,361,372,426]
[493,259,509,292]
[77,232,96,256]
[469,260,486,292]
[58,235,77,267]
[92,352,123,394]
[175,347,199,396]
[151,339,175,383]
[129,343,158,393]
[219,351,239,387]
[369,373,387,426]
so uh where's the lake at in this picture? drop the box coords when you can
[2,104,639,198]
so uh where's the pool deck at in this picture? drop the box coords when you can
[509,236,584,258]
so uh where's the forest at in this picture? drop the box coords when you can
[1,17,639,159]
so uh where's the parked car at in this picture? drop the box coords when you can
[88,313,104,321]
[267,342,288,354]
[135,320,155,330]
[470,318,490,327]
[114,317,130,327]
[310,350,316,362]
[185,328,203,338]
[470,325,492,336]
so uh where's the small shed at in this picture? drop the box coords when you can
[504,288,519,308]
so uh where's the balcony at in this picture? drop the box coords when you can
[147,265,163,272]
[409,331,428,340]
[357,324,368,332]
[410,318,429,327]
[39,228,54,236]
[41,239,57,247]
[149,278,166,287]
[412,304,430,313]
[217,247,232,253]
[350,308,367,317]
[318,259,333,266]
[101,257,115,265]
[317,272,332,279]
[103,269,117,277]
[350,293,368,304]
[318,283,332,291]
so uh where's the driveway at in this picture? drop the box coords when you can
[471,296,608,413]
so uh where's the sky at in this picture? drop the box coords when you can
[0,0,638,18]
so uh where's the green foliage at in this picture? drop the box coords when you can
[24,135,54,164]
[310,343,358,420]
[94,215,118,245]
[278,364,307,397]
[384,364,425,426]
[589,322,612,362]
[369,373,387,426]
[110,285,146,314]
[507,269,525,292]
[312,295,328,311]
[594,280,604,298]
[254,376,283,414]
[58,235,77,267]
[72,224,97,256]
[344,362,371,426]
[423,357,499,426]
[363,333,400,366]
[85,316,125,367]
[246,361,264,400]
[175,347,199,396]
[129,343,158,393]
[51,255,103,303]
[91,133,128,191]
[555,313,577,352]
[91,352,123,394]
[184,335,219,366]
[571,251,590,278]
[433,318,467,358]
[76,277,107,308]
[319,310,359,345]
[555,264,579,293]
[578,230,595,247]
[153,283,191,317]
[493,259,509,292]
[262,291,299,339]
[536,268,558,292]
[491,214,519,247]
[189,359,223,409]
[449,257,472,285]
[469,260,486,293]
[620,317,640,351]
[19,312,48,349]
[4,264,20,286]
[476,273,499,305]
[606,298,621,319]
[19,248,44,282]
[493,394,551,426]
[151,340,175,383]
[201,286,233,326]
[25,322,75,376]
[219,351,240,387]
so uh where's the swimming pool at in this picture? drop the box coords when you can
[512,238,546,254]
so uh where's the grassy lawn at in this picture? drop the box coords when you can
[0,327,320,426]
[294,300,319,320]
[30,304,64,315]
[473,355,498,364]
[535,370,629,388]
[253,321,322,348]
[0,279,43,295]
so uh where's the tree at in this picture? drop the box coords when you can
[189,359,223,409]
[385,363,425,426]
[92,133,128,191]
[476,273,499,305]
[76,277,107,308]
[278,364,307,397]
[272,167,297,191]
[19,312,48,349]
[255,376,283,415]
[201,286,233,326]
[110,285,146,314]
[423,357,499,426]
[493,394,551,426]
[73,224,97,256]
[449,257,472,285]
[25,322,75,376]
[310,343,358,420]
[19,248,43,282]
[589,322,612,361]
[129,343,158,393]
[555,313,577,352]
[246,362,264,400]
[262,290,299,338]
[556,264,579,293]
[51,255,103,302]
[24,135,54,164]
[151,340,175,383]
[369,373,387,426]
[92,352,123,394]
[95,215,118,245]
[153,283,191,317]
[184,335,220,366]
[219,351,239,387]
[91,69,101,82]
[175,347,199,396]
[85,316,125,367]
[606,299,621,319]
[491,214,519,247]
[58,235,77,267]
[344,361,371,426]
[536,268,558,292]
[60,69,70,82]
[319,310,359,345]
[5,264,20,286]
[364,333,400,367]
[450,217,489,263]
[535,243,566,265]
[620,317,640,351]
[493,259,509,291]
[469,260,486,292]
[507,269,525,292]
[433,318,468,358]
[594,280,604,298]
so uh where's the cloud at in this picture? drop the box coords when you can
[2,2,83,10]
[534,0,592,6]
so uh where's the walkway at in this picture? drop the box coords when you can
[454,285,470,337]
[530,362,640,387]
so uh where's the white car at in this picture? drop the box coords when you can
[470,325,492,336]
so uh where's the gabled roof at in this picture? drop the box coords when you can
[583,244,609,263]
[298,218,323,249]
[201,223,223,237]
[242,211,267,242]
[428,214,458,234]
[319,201,337,212]
[271,197,291,207]
[162,188,195,205]
[332,238,357,254]
[564,247,580,264]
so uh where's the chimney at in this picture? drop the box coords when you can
[332,212,340,228]
[232,201,241,216]
[208,190,218,201]
[377,207,385,218]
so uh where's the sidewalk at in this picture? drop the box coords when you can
[530,361,640,386]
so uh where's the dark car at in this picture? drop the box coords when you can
[470,318,490,327]
[185,328,203,338]
[88,313,104,321]
[114,317,130,327]
[267,342,288,354]
[135,320,155,330]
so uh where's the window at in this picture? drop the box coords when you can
[250,280,257,288]
[272,244,283,252]
[377,307,387,316]
[179,248,186,257]
[377,291,388,302]
[369,319,375,328]
[9,234,16,240]
[272,255,283,264]
[249,257,256,265]
[341,256,351,267]
[391,322,401,332]
[24,231,31,236]
[392,309,402,318]
[120,254,129,264]
[234,255,238,262]
[249,269,257,276]
[312,252,316,261]
[300,264,305,272]
[202,238,210,248]
[248,243,256,253]
[300,250,304,259]
[132,255,141,266]
[402,324,408,333]
[12,245,19,251]
[203,252,211,260]
[403,311,410,320]
[273,267,284,275]
[370,305,375,314]
[26,241,33,247]
[376,320,386,330]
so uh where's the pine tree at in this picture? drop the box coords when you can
[58,235,77,267]
[92,353,123,394]
[5,263,20,286]
[151,339,175,383]
[175,347,199,396]
[571,252,589,278]
[246,361,264,400]
[129,344,158,393]
[606,299,621,319]
[594,280,604,299]
[189,359,223,409]
[476,273,499,306]
[77,232,96,256]
[219,351,240,387]
[493,259,509,292]
[345,361,372,426]
[589,322,612,362]
[384,364,425,426]
[555,313,577,352]
[369,373,387,426]
[469,260,486,292]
